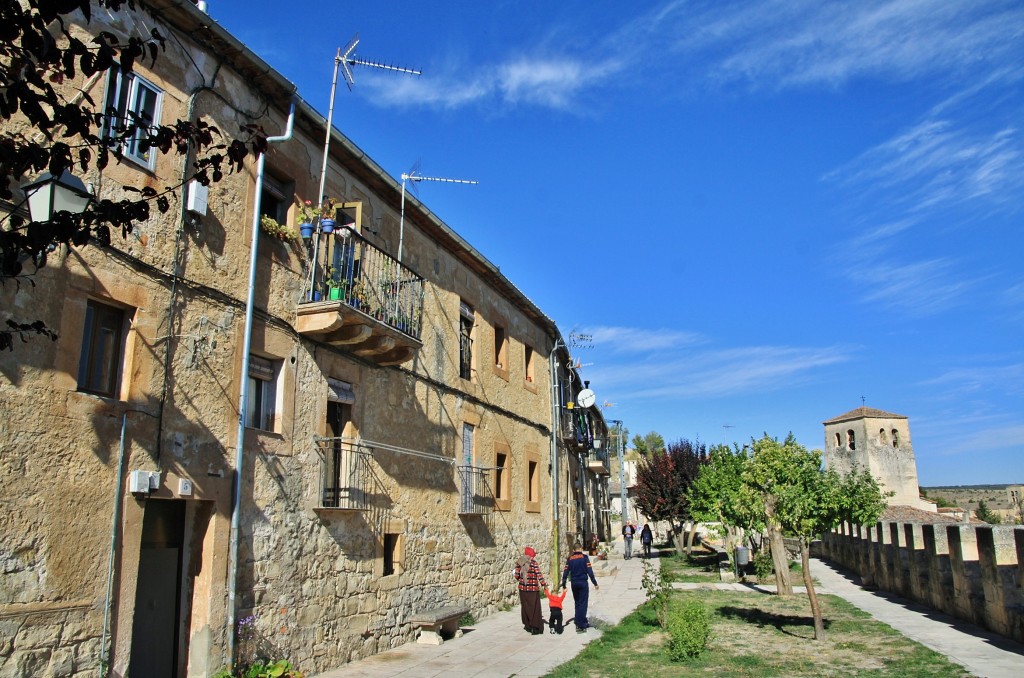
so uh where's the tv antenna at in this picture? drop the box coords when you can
[399,161,478,262]
[309,35,421,299]
[339,34,422,90]
[568,330,593,351]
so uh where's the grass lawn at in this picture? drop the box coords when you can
[546,553,970,678]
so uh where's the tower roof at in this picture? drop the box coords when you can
[823,406,907,425]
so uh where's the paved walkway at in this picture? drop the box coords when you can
[314,552,1024,678]
[314,554,649,678]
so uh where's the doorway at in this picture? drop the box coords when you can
[129,499,185,678]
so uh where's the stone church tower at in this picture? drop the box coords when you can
[823,407,934,511]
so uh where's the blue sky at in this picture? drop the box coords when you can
[211,1,1024,486]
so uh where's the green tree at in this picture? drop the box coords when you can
[975,500,1002,524]
[690,444,762,555]
[747,434,887,640]
[631,431,665,457]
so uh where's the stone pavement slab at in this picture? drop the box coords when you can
[313,554,648,678]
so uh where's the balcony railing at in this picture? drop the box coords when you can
[559,406,593,448]
[316,437,372,510]
[457,465,494,515]
[297,227,424,365]
[587,448,611,476]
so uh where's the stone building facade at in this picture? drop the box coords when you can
[0,2,609,676]
[823,407,933,511]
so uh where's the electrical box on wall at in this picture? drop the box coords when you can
[186,180,209,216]
[129,470,159,494]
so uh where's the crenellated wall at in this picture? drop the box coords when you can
[820,523,1024,644]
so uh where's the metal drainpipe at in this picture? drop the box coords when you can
[226,97,295,665]
[101,410,156,676]
[549,340,562,584]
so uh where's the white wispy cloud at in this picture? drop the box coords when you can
[586,334,852,400]
[644,0,1024,91]
[587,325,705,353]
[826,120,1024,215]
[846,258,979,316]
[924,423,1024,458]
[360,55,624,111]
[920,363,1024,397]
[357,1,1023,112]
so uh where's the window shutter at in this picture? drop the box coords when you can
[327,378,355,404]
[248,355,275,381]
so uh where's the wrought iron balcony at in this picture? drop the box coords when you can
[457,465,494,515]
[297,226,424,366]
[316,437,373,510]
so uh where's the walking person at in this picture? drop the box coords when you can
[514,546,547,635]
[544,586,567,634]
[640,523,653,559]
[561,542,599,633]
[622,521,636,559]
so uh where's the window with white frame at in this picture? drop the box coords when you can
[77,299,131,398]
[246,355,280,432]
[103,66,163,170]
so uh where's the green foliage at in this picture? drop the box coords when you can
[259,215,298,241]
[458,612,476,626]
[753,550,774,581]
[631,431,666,456]
[641,557,674,629]
[212,660,303,678]
[242,660,303,678]
[690,444,763,531]
[975,500,1002,524]
[666,598,713,661]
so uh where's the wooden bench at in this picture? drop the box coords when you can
[410,605,469,645]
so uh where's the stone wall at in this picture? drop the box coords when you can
[0,3,602,677]
[821,522,1024,643]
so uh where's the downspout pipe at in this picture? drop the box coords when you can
[101,409,157,677]
[227,96,296,665]
[548,338,564,583]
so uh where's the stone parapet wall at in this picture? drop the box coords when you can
[821,522,1024,643]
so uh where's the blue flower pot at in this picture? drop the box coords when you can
[299,222,314,239]
[320,218,335,234]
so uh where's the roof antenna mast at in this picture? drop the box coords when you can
[309,34,421,297]
[399,160,478,262]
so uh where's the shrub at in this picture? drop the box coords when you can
[753,550,774,582]
[666,598,713,661]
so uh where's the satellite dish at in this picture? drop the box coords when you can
[577,389,596,409]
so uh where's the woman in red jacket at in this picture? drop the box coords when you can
[514,546,547,635]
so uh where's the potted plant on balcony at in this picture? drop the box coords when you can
[325,267,345,301]
[295,199,318,239]
[319,198,337,233]
[351,280,368,310]
[259,215,298,241]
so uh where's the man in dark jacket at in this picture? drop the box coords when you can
[560,542,599,632]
